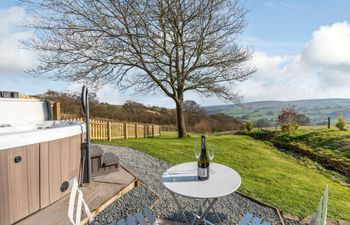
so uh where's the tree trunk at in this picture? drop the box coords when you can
[175,100,187,138]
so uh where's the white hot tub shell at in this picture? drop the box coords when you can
[0,120,85,150]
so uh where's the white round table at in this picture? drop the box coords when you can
[161,162,241,225]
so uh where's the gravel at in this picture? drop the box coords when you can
[94,144,284,225]
[284,218,305,225]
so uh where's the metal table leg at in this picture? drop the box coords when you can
[211,206,223,225]
[168,191,220,225]
[169,191,191,225]
[193,198,217,225]
[200,199,223,225]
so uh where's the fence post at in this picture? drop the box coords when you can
[135,124,138,138]
[124,122,128,139]
[152,125,155,137]
[53,102,61,120]
[90,119,93,140]
[144,125,147,138]
[108,121,112,141]
[328,117,331,129]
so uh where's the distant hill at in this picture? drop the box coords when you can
[203,98,350,125]
[36,90,177,125]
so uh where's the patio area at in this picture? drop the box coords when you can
[92,144,285,225]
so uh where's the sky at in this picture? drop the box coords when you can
[1,0,350,108]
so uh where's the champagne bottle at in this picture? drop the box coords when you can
[197,135,209,180]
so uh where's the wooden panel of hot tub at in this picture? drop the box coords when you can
[0,134,82,225]
[0,150,10,225]
[70,135,81,179]
[0,144,40,224]
[7,146,29,223]
[40,135,82,208]
[48,139,62,203]
[27,144,40,214]
[61,137,71,192]
[39,142,50,208]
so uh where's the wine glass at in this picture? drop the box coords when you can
[207,144,215,174]
[208,144,215,161]
[194,144,201,161]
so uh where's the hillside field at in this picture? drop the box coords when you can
[204,98,350,125]
[96,132,350,221]
[249,127,350,164]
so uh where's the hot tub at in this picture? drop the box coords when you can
[0,99,85,225]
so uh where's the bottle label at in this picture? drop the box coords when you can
[198,167,208,177]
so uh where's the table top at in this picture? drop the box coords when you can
[161,162,241,199]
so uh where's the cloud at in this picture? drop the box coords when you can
[301,22,350,91]
[238,21,350,102]
[0,6,37,73]
[302,22,350,67]
[249,52,291,75]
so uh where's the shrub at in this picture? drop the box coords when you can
[281,122,299,135]
[277,107,298,126]
[293,122,300,131]
[336,115,346,130]
[245,120,253,132]
[281,124,292,133]
[277,107,302,135]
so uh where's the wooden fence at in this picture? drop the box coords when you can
[64,118,161,141]
[161,125,177,131]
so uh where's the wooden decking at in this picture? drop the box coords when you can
[16,167,138,225]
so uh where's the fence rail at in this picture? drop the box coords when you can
[63,118,161,141]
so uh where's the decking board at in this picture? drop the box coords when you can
[16,167,137,225]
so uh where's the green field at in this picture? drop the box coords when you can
[96,132,350,221]
[245,127,350,164]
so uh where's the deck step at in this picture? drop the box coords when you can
[90,145,104,158]
[102,152,120,167]
[90,146,120,177]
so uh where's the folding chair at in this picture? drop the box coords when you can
[237,212,271,225]
[67,178,158,225]
[237,185,328,225]
[309,186,328,225]
[108,207,158,225]
[67,178,95,225]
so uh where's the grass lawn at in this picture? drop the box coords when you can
[95,132,350,221]
[272,127,350,163]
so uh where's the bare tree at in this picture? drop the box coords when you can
[183,100,203,126]
[24,0,255,138]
